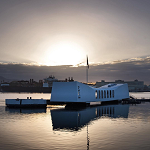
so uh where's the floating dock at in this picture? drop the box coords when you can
[5,98,47,108]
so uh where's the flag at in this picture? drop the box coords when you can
[87,56,89,69]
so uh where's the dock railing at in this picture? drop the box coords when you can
[129,94,150,100]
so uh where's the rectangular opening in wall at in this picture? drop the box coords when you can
[107,90,109,98]
[95,90,98,99]
[112,90,114,98]
[104,90,106,98]
[110,90,112,98]
[101,91,103,99]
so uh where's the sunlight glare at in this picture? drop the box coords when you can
[43,41,85,66]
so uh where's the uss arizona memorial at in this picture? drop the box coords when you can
[5,55,130,106]
[51,81,129,105]
[6,81,129,107]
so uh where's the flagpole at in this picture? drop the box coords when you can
[87,65,88,84]
[86,56,89,84]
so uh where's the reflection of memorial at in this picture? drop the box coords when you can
[51,104,129,131]
[5,107,46,114]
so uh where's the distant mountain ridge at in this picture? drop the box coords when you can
[0,76,14,83]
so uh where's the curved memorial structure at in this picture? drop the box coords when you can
[50,81,129,105]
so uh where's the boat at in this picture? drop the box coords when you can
[50,81,129,105]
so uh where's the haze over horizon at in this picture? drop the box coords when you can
[0,0,150,84]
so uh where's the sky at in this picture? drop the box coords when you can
[0,0,150,84]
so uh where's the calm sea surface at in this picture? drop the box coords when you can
[0,92,150,150]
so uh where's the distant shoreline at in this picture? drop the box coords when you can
[130,90,150,92]
[0,86,52,93]
[1,87,150,93]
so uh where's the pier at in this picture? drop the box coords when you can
[122,95,150,104]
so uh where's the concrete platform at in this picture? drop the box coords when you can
[5,98,47,108]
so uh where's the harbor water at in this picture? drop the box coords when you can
[0,92,150,150]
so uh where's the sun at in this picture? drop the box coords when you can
[43,41,85,66]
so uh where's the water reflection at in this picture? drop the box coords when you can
[50,104,129,131]
[5,107,46,114]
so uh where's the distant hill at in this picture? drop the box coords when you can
[0,76,14,83]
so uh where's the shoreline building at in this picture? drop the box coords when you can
[43,75,58,87]
[43,76,74,87]
[96,79,145,92]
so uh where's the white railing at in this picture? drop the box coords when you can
[130,95,150,99]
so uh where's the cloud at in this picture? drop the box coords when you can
[0,57,150,85]
[1,0,150,65]
[89,57,150,84]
